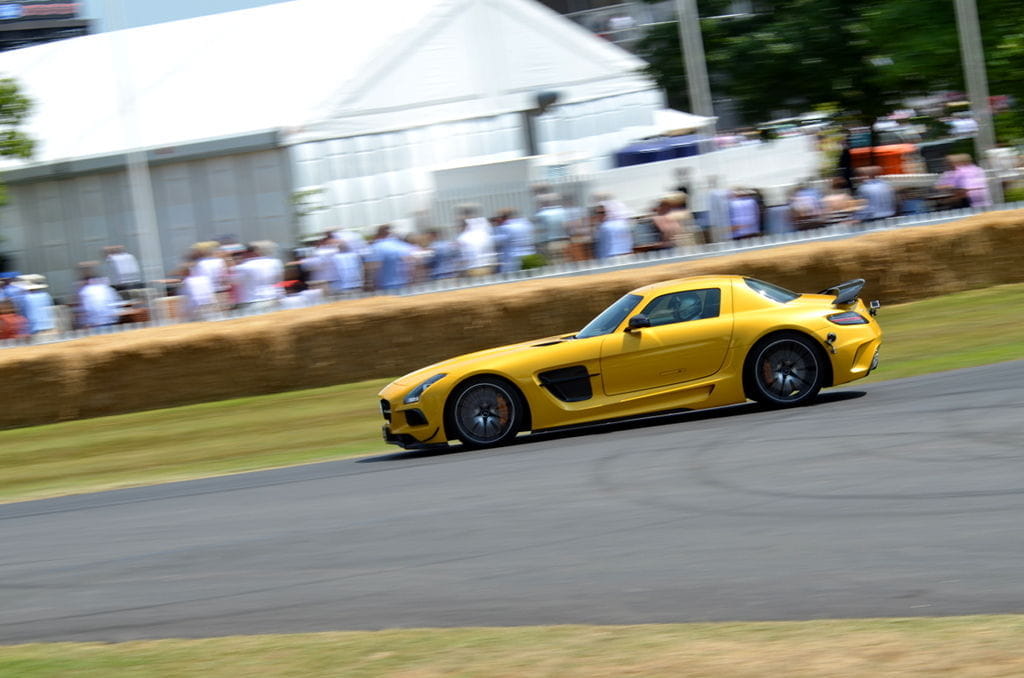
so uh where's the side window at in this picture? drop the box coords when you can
[641,288,721,327]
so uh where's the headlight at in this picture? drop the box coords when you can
[403,373,446,404]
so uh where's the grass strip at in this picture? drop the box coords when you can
[2,616,1024,677]
[861,283,1024,382]
[2,283,1023,503]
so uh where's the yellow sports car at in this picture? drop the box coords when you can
[379,275,882,450]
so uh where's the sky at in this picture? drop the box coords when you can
[78,0,291,32]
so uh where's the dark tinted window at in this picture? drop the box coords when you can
[744,278,800,303]
[576,294,642,338]
[640,288,721,327]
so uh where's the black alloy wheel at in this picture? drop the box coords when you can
[448,378,523,448]
[746,334,824,406]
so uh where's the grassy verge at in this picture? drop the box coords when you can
[2,283,1022,503]
[3,616,1024,677]
[861,283,1024,381]
[0,377,391,503]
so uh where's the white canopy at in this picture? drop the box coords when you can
[0,0,657,167]
[653,108,716,133]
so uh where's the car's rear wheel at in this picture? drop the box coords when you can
[745,333,824,406]
[447,377,523,449]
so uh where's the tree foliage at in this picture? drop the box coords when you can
[636,0,1024,132]
[0,76,34,161]
[0,75,33,261]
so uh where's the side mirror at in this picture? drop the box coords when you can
[626,314,651,332]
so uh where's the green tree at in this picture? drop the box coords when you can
[0,75,34,271]
[0,76,34,160]
[637,0,1024,137]
[637,0,898,125]
[635,20,688,112]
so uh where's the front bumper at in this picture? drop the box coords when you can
[378,393,448,449]
[381,425,446,450]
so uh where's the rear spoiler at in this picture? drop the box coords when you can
[818,278,881,316]
[819,278,864,305]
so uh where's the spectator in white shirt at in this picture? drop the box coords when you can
[301,234,340,292]
[706,176,732,243]
[330,242,364,296]
[232,241,284,310]
[533,193,570,263]
[77,264,121,328]
[103,245,143,292]
[193,244,229,293]
[181,261,217,321]
[455,204,497,277]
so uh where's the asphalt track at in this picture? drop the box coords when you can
[2,361,1023,644]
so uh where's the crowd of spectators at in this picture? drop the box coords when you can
[0,152,1006,343]
[0,254,147,341]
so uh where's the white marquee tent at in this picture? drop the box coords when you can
[0,0,665,293]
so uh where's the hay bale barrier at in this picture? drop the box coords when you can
[2,211,1023,429]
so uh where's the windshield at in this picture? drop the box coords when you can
[576,294,642,339]
[744,278,800,303]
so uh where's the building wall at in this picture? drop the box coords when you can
[0,147,292,298]
[291,88,664,235]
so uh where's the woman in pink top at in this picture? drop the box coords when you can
[950,154,991,208]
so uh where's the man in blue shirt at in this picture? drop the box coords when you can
[424,229,460,280]
[593,205,634,259]
[493,209,536,273]
[0,271,21,304]
[15,274,57,336]
[366,225,416,291]
[855,166,897,223]
[728,189,762,239]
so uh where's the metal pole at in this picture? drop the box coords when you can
[675,0,717,149]
[521,110,539,157]
[105,0,167,321]
[953,0,1004,203]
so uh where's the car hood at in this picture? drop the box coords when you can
[387,334,573,388]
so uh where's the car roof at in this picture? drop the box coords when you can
[630,274,741,296]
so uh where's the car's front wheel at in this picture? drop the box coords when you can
[745,333,824,406]
[447,377,523,449]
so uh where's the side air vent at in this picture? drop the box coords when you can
[539,365,593,402]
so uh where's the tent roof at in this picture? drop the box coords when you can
[0,0,655,168]
[653,109,716,133]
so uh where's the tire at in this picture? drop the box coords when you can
[745,333,824,406]
[446,377,524,449]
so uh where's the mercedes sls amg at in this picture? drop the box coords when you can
[379,275,882,450]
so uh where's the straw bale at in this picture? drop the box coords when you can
[1,211,1022,429]
[0,344,83,424]
[71,317,298,419]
